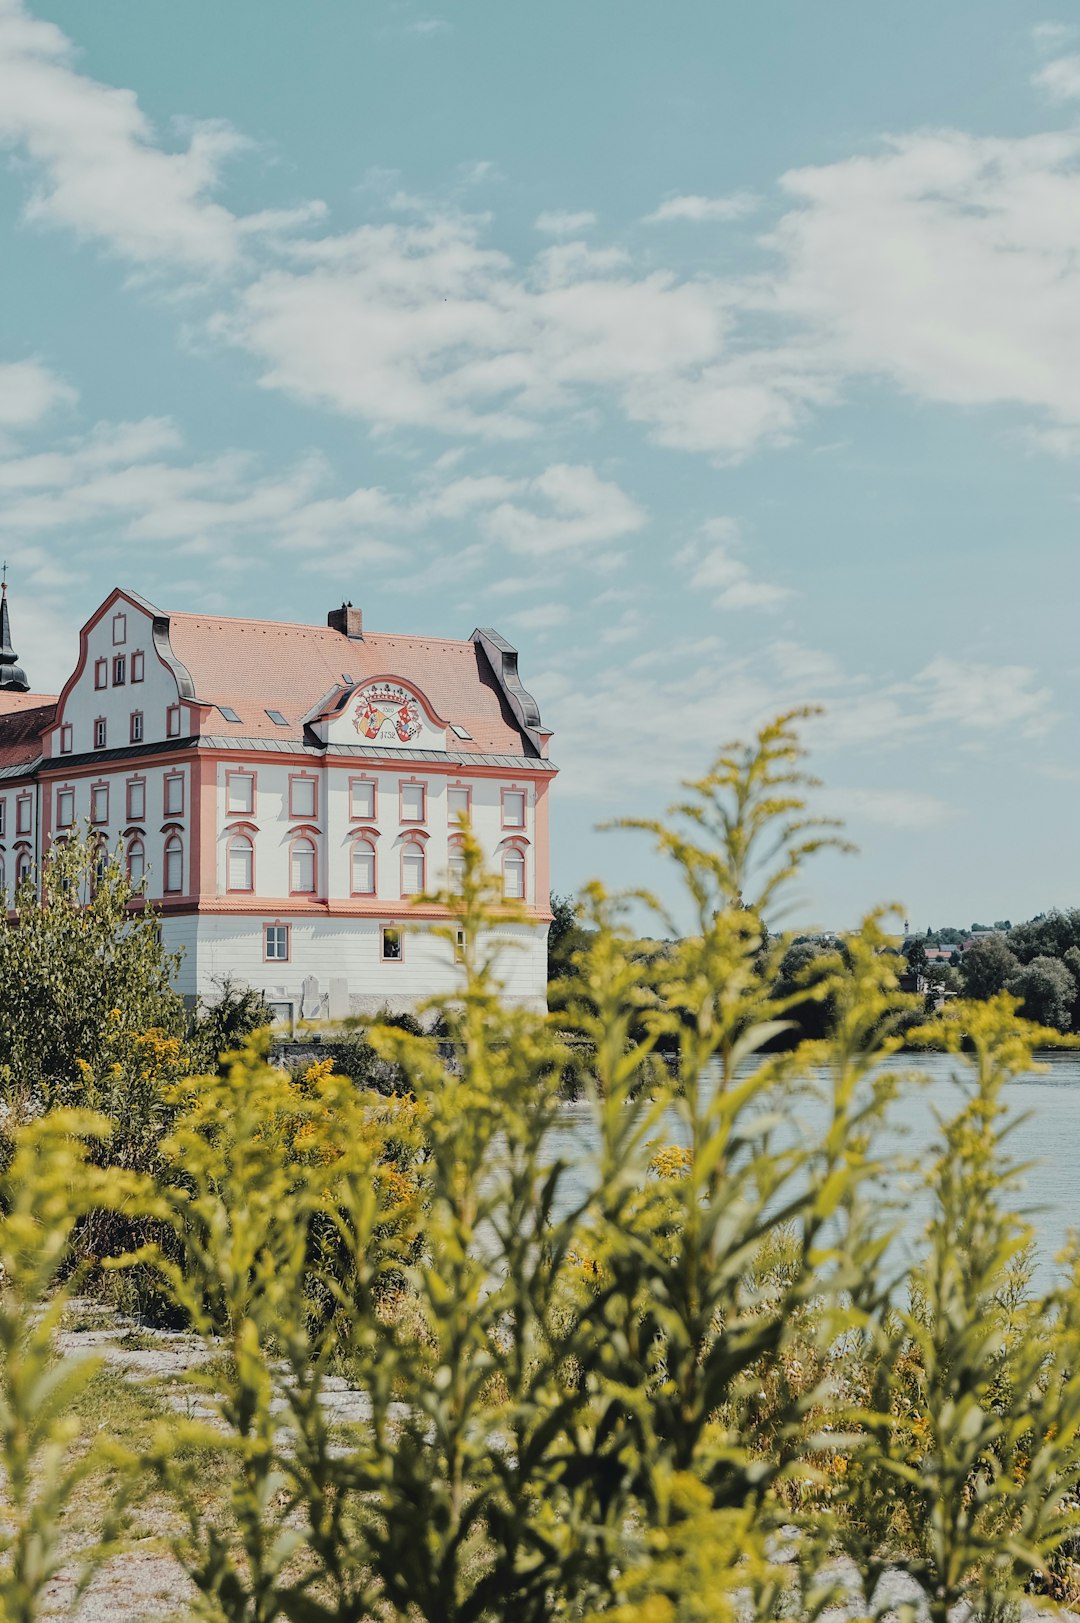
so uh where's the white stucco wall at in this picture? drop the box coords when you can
[164,912,549,1017]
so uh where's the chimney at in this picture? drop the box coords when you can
[327,601,363,639]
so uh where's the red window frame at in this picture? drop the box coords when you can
[163,832,183,894]
[163,772,185,817]
[289,834,318,896]
[501,787,527,830]
[15,794,31,836]
[447,784,472,823]
[448,834,466,894]
[166,704,181,739]
[263,922,291,963]
[130,710,143,743]
[226,770,257,816]
[56,788,75,829]
[400,780,427,824]
[59,723,72,754]
[126,835,145,885]
[400,838,426,897]
[131,650,145,683]
[94,658,107,689]
[350,836,377,896]
[126,776,146,823]
[288,774,318,821]
[93,717,107,749]
[226,829,255,894]
[501,841,527,900]
[90,783,109,825]
[112,611,127,646]
[349,776,377,822]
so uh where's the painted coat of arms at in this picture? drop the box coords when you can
[354,683,423,744]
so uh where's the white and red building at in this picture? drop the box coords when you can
[0,588,556,1023]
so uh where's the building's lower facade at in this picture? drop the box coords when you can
[0,588,556,1023]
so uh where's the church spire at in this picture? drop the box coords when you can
[0,568,30,693]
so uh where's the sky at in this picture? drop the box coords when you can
[0,0,1078,932]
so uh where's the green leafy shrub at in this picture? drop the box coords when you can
[4,716,1080,1623]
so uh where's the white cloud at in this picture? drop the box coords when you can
[768,640,847,689]
[482,464,647,556]
[769,130,1080,433]
[677,519,792,611]
[0,0,249,270]
[1033,22,1075,50]
[1033,54,1080,100]
[643,192,758,224]
[0,360,75,427]
[541,633,1057,803]
[507,602,571,631]
[221,212,820,457]
[910,656,1055,736]
[823,786,958,832]
[534,210,597,236]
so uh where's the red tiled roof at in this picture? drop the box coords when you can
[0,695,57,769]
[165,614,531,753]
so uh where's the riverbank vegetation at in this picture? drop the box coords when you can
[4,713,1080,1620]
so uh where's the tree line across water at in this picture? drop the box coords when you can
[552,894,1080,1040]
[4,715,1080,1622]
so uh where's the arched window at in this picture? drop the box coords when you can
[0,855,6,899]
[15,851,31,888]
[227,831,254,893]
[448,836,465,895]
[290,836,316,895]
[127,836,145,887]
[401,840,425,897]
[163,832,183,894]
[502,844,526,900]
[351,838,376,896]
[93,840,108,891]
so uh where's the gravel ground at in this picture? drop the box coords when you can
[35,1309,1080,1622]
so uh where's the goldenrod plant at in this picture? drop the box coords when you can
[132,715,925,1621]
[839,996,1080,1623]
[0,1112,146,1622]
[128,1040,420,1623]
[6,716,1080,1622]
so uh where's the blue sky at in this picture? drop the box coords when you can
[1,0,1078,931]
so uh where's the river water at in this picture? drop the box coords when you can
[548,1052,1080,1294]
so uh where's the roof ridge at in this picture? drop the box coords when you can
[168,612,473,647]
